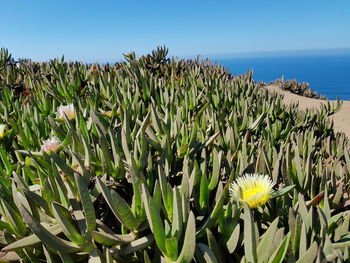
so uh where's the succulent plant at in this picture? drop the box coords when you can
[271,78,327,100]
[0,46,348,262]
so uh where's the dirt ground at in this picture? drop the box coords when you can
[267,85,350,138]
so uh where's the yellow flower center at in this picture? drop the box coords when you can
[242,187,270,208]
[57,104,75,120]
[230,174,275,208]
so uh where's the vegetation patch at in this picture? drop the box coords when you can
[270,78,327,99]
[0,47,348,262]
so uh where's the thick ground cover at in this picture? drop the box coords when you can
[0,47,349,262]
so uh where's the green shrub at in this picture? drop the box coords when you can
[0,47,348,262]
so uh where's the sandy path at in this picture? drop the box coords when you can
[267,85,350,138]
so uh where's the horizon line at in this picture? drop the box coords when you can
[8,47,350,64]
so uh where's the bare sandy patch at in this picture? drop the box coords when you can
[267,85,350,138]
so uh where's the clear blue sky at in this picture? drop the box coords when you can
[1,0,349,62]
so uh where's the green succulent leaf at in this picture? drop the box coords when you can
[142,183,167,255]
[19,205,81,253]
[296,241,318,263]
[2,224,62,251]
[227,224,240,254]
[92,231,136,246]
[112,234,155,255]
[165,237,178,261]
[268,232,291,263]
[176,211,196,263]
[270,185,295,199]
[51,202,84,246]
[75,173,96,238]
[197,243,219,263]
[257,217,279,263]
[97,178,140,231]
[244,203,258,263]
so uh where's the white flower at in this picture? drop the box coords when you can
[57,104,75,120]
[41,137,61,153]
[0,124,7,139]
[230,173,275,208]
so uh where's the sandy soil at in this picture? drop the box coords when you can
[267,85,350,138]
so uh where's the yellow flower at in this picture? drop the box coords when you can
[57,104,75,120]
[230,174,275,208]
[0,124,7,139]
[41,137,61,153]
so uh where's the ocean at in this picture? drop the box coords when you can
[214,54,350,100]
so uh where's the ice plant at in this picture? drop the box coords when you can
[57,103,75,120]
[0,124,6,139]
[100,109,113,117]
[41,137,61,153]
[230,173,275,208]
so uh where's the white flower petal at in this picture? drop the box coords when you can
[41,137,61,153]
[57,103,75,120]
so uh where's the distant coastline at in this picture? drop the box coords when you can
[212,50,350,100]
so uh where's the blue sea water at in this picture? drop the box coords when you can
[215,54,350,100]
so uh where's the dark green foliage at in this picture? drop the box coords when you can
[0,47,348,262]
